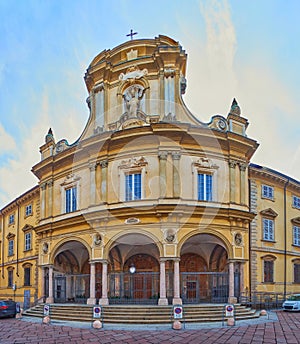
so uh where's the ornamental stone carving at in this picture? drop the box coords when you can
[42,242,49,254]
[93,233,102,246]
[119,157,147,169]
[234,233,243,246]
[119,65,148,82]
[194,157,218,170]
[164,229,176,243]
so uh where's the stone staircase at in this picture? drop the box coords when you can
[23,304,259,324]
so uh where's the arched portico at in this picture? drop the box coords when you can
[104,232,163,304]
[44,240,101,304]
[179,233,236,303]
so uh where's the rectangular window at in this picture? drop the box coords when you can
[293,226,300,246]
[264,260,274,283]
[25,232,31,251]
[294,264,300,283]
[293,196,300,209]
[263,219,274,241]
[24,267,31,286]
[65,186,77,213]
[8,240,14,256]
[8,270,13,287]
[8,214,14,225]
[262,185,274,200]
[125,173,141,201]
[198,173,212,201]
[25,204,32,216]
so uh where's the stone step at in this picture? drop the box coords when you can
[23,304,259,324]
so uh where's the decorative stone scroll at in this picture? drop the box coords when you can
[193,157,219,170]
[119,156,147,170]
[119,65,148,82]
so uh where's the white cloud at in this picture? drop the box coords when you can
[0,93,51,207]
[0,123,16,154]
[183,0,300,181]
[184,0,238,119]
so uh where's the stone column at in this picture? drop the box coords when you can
[40,267,45,302]
[99,260,109,305]
[158,151,168,198]
[89,162,97,206]
[228,261,236,303]
[240,263,245,296]
[100,160,108,203]
[87,262,96,304]
[239,163,247,205]
[229,160,237,203]
[41,183,46,219]
[172,259,182,305]
[158,259,168,305]
[172,152,181,198]
[47,181,53,217]
[46,266,54,303]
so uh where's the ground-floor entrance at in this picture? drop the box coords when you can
[43,233,243,305]
[181,272,229,303]
[107,271,231,304]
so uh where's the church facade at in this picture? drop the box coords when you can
[1,35,299,308]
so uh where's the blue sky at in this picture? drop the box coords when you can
[0,0,299,207]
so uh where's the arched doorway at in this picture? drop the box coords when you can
[46,240,98,303]
[108,233,160,304]
[180,234,229,303]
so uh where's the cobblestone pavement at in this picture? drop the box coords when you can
[0,310,300,343]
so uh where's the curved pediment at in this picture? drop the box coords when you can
[292,217,300,225]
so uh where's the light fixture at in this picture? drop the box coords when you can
[129,264,136,274]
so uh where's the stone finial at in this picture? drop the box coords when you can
[45,128,55,144]
[229,98,241,116]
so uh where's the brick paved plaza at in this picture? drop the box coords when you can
[0,311,300,343]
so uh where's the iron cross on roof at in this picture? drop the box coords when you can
[126,29,138,40]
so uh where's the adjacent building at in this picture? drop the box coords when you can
[0,35,299,308]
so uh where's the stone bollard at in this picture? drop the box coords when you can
[172,320,182,330]
[260,309,267,316]
[92,320,102,329]
[42,316,51,324]
[227,317,235,326]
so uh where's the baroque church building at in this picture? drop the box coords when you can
[1,35,300,308]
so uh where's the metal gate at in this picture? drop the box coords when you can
[47,274,91,303]
[181,272,229,303]
[109,272,159,304]
[54,275,66,302]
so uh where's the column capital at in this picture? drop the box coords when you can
[46,180,53,188]
[158,151,168,160]
[229,159,237,169]
[41,183,47,190]
[171,151,181,160]
[159,258,169,263]
[89,162,97,171]
[170,257,181,262]
[239,162,248,171]
[99,159,108,168]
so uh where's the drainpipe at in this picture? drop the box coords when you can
[283,179,289,299]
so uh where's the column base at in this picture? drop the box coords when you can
[172,298,182,305]
[158,298,168,305]
[87,298,97,305]
[99,298,109,305]
[227,297,237,304]
[45,297,54,304]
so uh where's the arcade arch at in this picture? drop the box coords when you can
[179,233,231,303]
